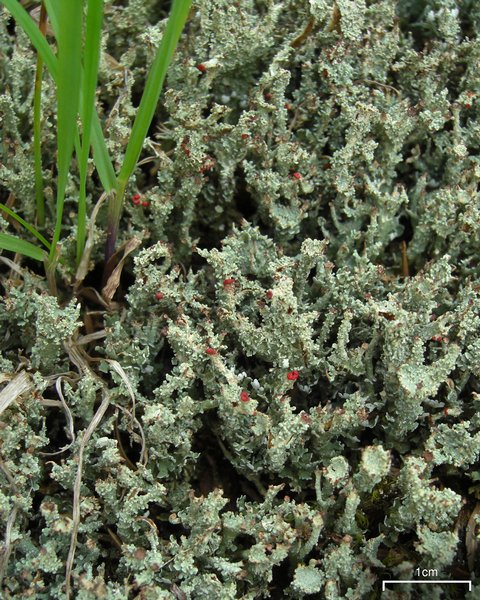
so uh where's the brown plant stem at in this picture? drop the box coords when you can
[102,180,126,286]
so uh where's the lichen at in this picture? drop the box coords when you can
[1,0,480,597]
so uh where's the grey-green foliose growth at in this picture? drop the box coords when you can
[1,0,480,598]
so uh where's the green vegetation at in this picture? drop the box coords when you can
[0,1,479,598]
[0,0,191,289]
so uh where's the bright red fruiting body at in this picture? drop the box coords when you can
[181,137,191,157]
[240,391,249,402]
[141,201,149,207]
[241,133,249,139]
[132,193,141,205]
[206,347,217,355]
[155,292,164,300]
[196,63,207,73]
[223,278,235,286]
[292,172,302,180]
[431,335,449,342]
[266,290,273,299]
[199,156,216,173]
[287,370,299,381]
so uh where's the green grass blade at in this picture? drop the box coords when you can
[0,232,46,262]
[117,0,192,186]
[106,0,192,262]
[77,0,104,266]
[0,203,51,250]
[1,0,57,77]
[43,0,59,33]
[2,0,116,195]
[49,0,83,262]
[45,0,116,193]
[91,111,117,191]
[33,61,45,226]
[33,2,48,227]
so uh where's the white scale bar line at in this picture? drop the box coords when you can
[382,580,472,591]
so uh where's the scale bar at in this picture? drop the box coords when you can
[382,580,472,591]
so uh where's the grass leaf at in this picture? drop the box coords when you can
[1,0,57,75]
[49,0,83,261]
[33,2,48,227]
[0,203,51,250]
[3,0,116,195]
[117,0,193,186]
[44,0,116,194]
[0,232,46,262]
[106,0,192,263]
[77,0,104,265]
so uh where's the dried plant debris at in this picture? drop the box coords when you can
[1,0,480,598]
